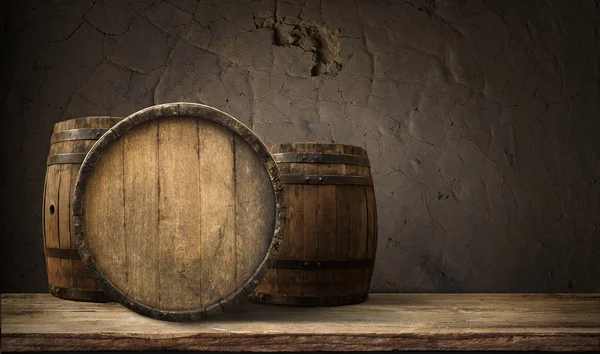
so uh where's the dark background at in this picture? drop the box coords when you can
[1,0,599,294]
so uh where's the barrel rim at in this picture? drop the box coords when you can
[71,102,287,321]
[271,142,368,156]
[53,116,123,133]
[50,128,111,144]
[271,152,371,166]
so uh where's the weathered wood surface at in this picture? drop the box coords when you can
[43,116,122,302]
[253,143,377,306]
[72,103,286,321]
[1,293,599,352]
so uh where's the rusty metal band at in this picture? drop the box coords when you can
[50,286,112,302]
[273,152,370,167]
[47,153,87,165]
[280,174,373,186]
[273,259,374,270]
[45,247,81,259]
[50,128,109,144]
[252,293,368,306]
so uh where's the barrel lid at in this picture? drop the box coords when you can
[72,103,286,321]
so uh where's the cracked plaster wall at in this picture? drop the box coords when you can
[1,0,599,293]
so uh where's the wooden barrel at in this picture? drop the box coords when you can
[72,103,286,321]
[252,142,378,306]
[44,116,122,301]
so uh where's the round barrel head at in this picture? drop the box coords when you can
[72,103,286,321]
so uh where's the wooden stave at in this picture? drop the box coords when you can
[43,117,122,302]
[71,103,287,321]
[253,142,378,306]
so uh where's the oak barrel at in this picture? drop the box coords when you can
[252,142,377,306]
[43,116,122,301]
[72,103,286,321]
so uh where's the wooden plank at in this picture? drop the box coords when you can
[57,163,73,288]
[265,145,295,296]
[41,159,48,280]
[320,144,346,298]
[43,164,61,288]
[348,148,372,298]
[83,139,127,290]
[334,188,350,259]
[68,143,97,290]
[70,139,102,291]
[301,143,320,296]
[364,186,377,291]
[2,294,599,352]
[52,135,71,292]
[355,169,369,264]
[123,120,160,308]
[355,184,368,297]
[255,143,293,296]
[66,163,80,287]
[276,145,305,297]
[344,164,361,295]
[333,144,350,283]
[234,136,275,287]
[199,120,236,307]
[276,186,304,296]
[157,117,203,310]
[316,161,337,298]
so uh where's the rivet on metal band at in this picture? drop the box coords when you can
[45,247,81,259]
[47,153,87,165]
[280,174,374,186]
[51,128,109,144]
[273,152,371,167]
[273,259,374,270]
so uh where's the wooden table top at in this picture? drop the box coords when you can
[1,293,599,352]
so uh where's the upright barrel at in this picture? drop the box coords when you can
[43,116,122,301]
[72,103,286,321]
[253,142,378,306]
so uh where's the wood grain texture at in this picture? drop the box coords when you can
[254,142,377,305]
[123,120,159,307]
[157,117,203,309]
[234,135,276,288]
[2,293,599,352]
[198,120,236,308]
[43,116,121,302]
[72,103,285,321]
